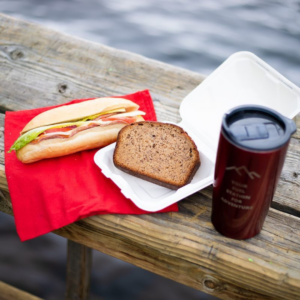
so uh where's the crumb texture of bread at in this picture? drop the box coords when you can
[113,121,201,190]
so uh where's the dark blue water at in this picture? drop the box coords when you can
[1,1,300,299]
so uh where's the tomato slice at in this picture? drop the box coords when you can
[44,126,77,134]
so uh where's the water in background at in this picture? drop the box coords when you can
[1,0,300,299]
[2,0,300,84]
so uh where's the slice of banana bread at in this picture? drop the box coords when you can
[113,121,201,190]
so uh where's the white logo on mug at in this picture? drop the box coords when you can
[226,166,260,179]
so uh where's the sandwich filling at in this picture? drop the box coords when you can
[9,109,145,152]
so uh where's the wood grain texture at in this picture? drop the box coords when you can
[1,13,300,300]
[66,240,92,300]
[0,281,42,300]
[54,194,300,300]
[274,138,300,216]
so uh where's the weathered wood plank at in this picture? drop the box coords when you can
[1,13,300,300]
[53,193,300,300]
[0,280,42,300]
[293,113,300,139]
[66,240,92,300]
[274,138,300,217]
[0,188,12,216]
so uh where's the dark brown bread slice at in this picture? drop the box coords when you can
[113,121,201,190]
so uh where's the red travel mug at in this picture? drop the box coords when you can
[211,105,296,240]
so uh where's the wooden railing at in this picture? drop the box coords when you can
[0,13,300,300]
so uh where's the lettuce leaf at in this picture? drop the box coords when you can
[80,108,126,122]
[9,121,85,152]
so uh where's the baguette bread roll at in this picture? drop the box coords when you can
[22,97,139,133]
[113,121,200,190]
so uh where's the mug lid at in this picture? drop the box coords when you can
[222,105,296,151]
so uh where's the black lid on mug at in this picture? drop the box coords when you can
[222,105,297,151]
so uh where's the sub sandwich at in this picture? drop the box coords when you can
[9,97,145,163]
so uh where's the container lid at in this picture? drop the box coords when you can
[222,105,297,151]
[180,52,300,156]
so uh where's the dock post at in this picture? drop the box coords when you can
[66,240,92,300]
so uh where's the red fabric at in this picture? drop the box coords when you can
[5,90,178,241]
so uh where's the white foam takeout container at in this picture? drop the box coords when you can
[94,51,300,212]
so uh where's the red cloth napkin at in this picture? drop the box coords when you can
[5,90,178,241]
